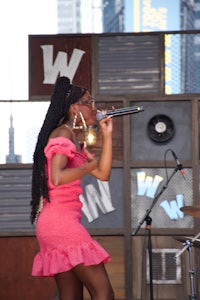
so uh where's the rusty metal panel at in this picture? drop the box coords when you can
[97,34,161,95]
[29,34,92,99]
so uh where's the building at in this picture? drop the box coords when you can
[57,0,82,33]
[6,114,22,163]
[103,0,125,32]
[56,0,125,34]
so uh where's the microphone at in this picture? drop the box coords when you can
[96,106,144,121]
[171,150,186,179]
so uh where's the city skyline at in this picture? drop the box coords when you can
[0,101,49,163]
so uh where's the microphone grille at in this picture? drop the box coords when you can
[96,111,104,121]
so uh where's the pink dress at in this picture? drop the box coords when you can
[32,137,110,277]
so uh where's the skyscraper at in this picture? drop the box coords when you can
[103,0,124,32]
[6,114,22,163]
[57,0,82,33]
[56,0,125,34]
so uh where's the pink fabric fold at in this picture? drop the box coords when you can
[32,240,110,277]
[45,137,76,159]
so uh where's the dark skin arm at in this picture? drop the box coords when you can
[50,116,112,186]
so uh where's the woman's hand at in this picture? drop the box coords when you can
[88,115,113,181]
[98,115,113,136]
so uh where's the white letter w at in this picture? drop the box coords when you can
[137,171,163,198]
[41,45,85,84]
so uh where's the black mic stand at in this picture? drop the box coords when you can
[146,216,153,300]
[174,232,200,300]
[132,167,179,300]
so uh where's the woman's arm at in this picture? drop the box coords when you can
[51,153,98,186]
[88,116,113,181]
[49,125,98,185]
[50,116,113,185]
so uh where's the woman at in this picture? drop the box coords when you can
[31,76,114,300]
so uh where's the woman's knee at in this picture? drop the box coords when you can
[86,285,114,300]
[73,263,114,299]
[55,270,83,300]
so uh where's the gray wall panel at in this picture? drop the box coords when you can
[98,34,161,94]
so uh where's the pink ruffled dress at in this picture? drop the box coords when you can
[32,137,110,277]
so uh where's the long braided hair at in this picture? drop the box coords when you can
[30,76,87,224]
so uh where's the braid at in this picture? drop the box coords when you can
[30,76,87,224]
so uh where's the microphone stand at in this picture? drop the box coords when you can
[132,167,179,300]
[146,216,153,300]
[174,232,200,300]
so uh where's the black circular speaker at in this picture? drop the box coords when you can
[147,114,175,143]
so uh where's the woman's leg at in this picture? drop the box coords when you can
[55,270,83,300]
[72,263,114,300]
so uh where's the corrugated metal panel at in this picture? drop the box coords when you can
[98,34,161,95]
[0,169,34,234]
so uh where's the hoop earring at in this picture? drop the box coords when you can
[79,112,87,130]
[72,112,87,130]
[72,112,97,146]
[72,113,78,129]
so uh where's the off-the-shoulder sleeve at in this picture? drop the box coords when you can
[44,137,76,160]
